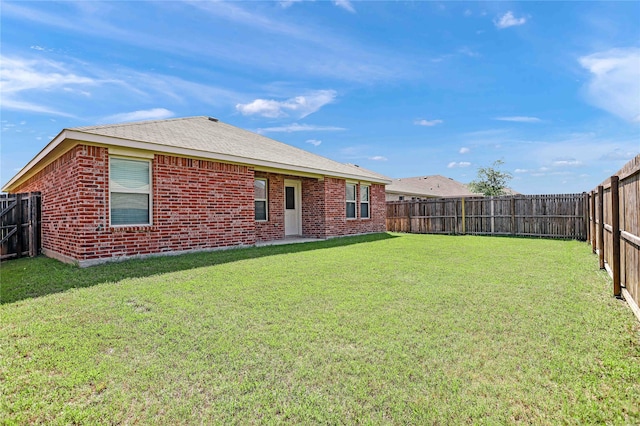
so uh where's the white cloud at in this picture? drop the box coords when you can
[30,45,46,51]
[514,169,529,173]
[448,161,471,168]
[0,55,99,95]
[278,0,356,13]
[0,55,121,117]
[279,0,303,8]
[306,139,322,146]
[459,147,470,154]
[495,116,542,123]
[494,11,527,29]
[236,90,336,119]
[368,156,388,161]
[257,123,346,133]
[552,158,583,167]
[334,0,355,13]
[579,48,640,123]
[0,98,75,117]
[599,149,636,161]
[236,99,286,118]
[104,108,174,123]
[0,53,246,120]
[464,9,472,17]
[63,87,91,97]
[458,47,480,58]
[415,119,443,127]
[122,70,241,106]
[5,1,412,86]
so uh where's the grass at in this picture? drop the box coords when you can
[1,233,639,424]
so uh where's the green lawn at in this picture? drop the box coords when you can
[2,233,639,424]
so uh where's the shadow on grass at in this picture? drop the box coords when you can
[1,233,398,305]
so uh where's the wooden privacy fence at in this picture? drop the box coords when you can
[1,192,41,261]
[387,194,588,240]
[588,154,640,317]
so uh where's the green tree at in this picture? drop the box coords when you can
[468,160,513,196]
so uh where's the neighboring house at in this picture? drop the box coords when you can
[3,116,390,266]
[385,175,480,201]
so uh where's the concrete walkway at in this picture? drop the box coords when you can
[255,236,324,247]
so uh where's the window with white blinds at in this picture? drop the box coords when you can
[254,178,268,221]
[360,185,370,219]
[346,183,357,219]
[110,157,151,226]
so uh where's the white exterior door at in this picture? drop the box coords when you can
[284,180,302,236]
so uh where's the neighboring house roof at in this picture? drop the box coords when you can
[3,116,391,191]
[386,175,480,198]
[499,187,521,196]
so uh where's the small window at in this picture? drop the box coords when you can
[285,186,295,210]
[255,178,268,221]
[360,185,370,219]
[346,183,356,219]
[110,157,151,226]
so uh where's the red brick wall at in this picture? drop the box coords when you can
[15,145,255,264]
[15,146,90,260]
[301,178,326,238]
[320,178,386,238]
[14,144,386,264]
[254,172,285,242]
[254,173,329,241]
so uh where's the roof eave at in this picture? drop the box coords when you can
[2,129,69,192]
[3,130,390,191]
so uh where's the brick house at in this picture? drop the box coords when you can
[3,116,390,266]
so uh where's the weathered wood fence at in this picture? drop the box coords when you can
[387,194,588,240]
[1,192,41,261]
[588,154,640,317]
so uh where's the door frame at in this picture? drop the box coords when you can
[284,179,302,236]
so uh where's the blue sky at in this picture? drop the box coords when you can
[1,1,639,194]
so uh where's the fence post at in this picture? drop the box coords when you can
[597,185,604,269]
[583,192,589,242]
[454,199,459,234]
[611,176,621,298]
[28,193,38,257]
[461,197,466,235]
[510,197,516,235]
[15,193,23,259]
[590,190,596,253]
[490,197,495,234]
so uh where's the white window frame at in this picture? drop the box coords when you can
[109,156,152,227]
[360,184,370,219]
[254,177,268,222]
[346,182,357,219]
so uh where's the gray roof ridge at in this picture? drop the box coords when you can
[71,115,208,132]
[394,174,449,180]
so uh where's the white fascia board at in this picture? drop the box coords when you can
[2,129,69,192]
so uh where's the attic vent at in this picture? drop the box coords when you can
[208,117,219,122]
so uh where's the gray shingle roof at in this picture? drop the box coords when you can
[72,116,390,183]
